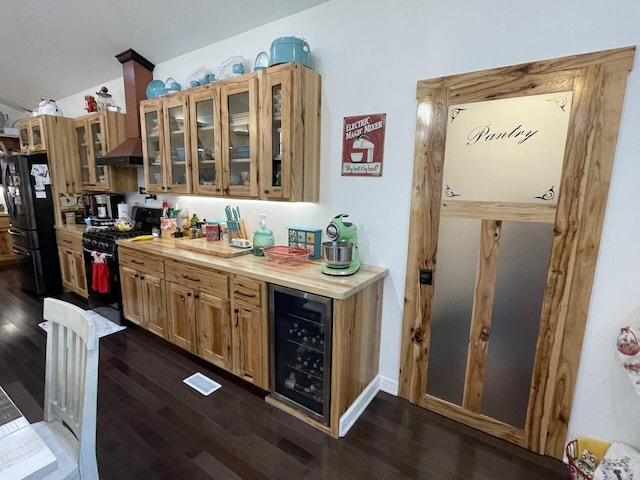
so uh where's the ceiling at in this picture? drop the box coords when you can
[0,0,327,114]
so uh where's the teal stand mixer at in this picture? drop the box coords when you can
[321,214,360,276]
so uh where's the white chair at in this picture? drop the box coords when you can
[32,298,100,479]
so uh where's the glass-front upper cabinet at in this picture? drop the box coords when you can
[222,75,259,198]
[260,62,321,202]
[189,86,222,195]
[75,114,109,191]
[18,117,47,154]
[141,99,165,194]
[261,68,291,200]
[163,95,190,194]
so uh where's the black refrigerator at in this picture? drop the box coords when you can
[2,153,62,294]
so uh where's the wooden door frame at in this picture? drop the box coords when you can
[398,46,635,459]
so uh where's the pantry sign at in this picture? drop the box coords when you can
[342,113,386,177]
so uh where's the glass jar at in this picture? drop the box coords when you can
[252,214,274,256]
[96,87,113,112]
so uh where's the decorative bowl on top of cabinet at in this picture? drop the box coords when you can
[74,111,137,192]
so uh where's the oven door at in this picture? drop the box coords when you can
[82,246,121,308]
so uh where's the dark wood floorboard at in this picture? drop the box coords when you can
[0,263,569,479]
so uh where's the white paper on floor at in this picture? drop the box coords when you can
[38,309,126,338]
[183,372,222,396]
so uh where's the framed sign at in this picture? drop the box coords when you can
[341,113,386,176]
[442,92,573,203]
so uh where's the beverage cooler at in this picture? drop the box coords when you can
[269,285,332,425]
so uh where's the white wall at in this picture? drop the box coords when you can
[57,0,640,448]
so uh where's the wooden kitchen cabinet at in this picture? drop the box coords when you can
[0,134,20,154]
[165,259,229,354]
[0,215,15,263]
[140,95,191,194]
[221,74,260,198]
[260,62,321,202]
[55,229,87,297]
[188,86,223,195]
[140,63,318,201]
[119,250,167,338]
[74,111,137,192]
[17,115,81,226]
[231,275,269,389]
[163,258,269,389]
[18,116,47,153]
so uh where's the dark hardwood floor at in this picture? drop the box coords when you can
[0,263,569,479]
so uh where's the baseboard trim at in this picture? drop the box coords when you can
[379,375,398,396]
[339,375,380,437]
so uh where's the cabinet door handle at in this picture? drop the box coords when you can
[194,294,199,299]
[182,275,201,282]
[234,290,256,298]
[65,250,73,255]
[234,308,239,326]
[264,189,269,194]
[187,292,192,297]
[140,276,145,280]
[134,274,139,278]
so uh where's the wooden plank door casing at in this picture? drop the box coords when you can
[398,46,635,459]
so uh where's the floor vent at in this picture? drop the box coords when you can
[183,372,222,396]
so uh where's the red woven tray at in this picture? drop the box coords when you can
[263,246,310,265]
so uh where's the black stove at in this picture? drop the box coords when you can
[82,228,151,254]
[82,207,162,325]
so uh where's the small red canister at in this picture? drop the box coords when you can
[205,223,220,241]
[84,95,97,112]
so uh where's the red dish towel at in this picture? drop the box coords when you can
[91,252,110,294]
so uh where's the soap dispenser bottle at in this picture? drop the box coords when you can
[252,214,274,256]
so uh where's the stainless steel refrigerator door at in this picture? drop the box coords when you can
[11,244,45,294]
[2,155,34,231]
[8,225,39,250]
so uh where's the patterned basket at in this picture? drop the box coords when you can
[566,439,596,480]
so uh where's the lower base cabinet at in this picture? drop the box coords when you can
[0,216,15,263]
[119,250,167,338]
[231,275,269,389]
[56,229,87,297]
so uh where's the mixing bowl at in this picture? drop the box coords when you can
[322,241,354,268]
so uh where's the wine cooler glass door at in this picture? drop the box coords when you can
[270,285,332,425]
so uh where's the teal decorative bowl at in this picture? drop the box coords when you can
[146,80,166,99]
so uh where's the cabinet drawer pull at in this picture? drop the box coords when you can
[63,239,72,244]
[131,260,145,266]
[182,274,201,282]
[234,290,256,298]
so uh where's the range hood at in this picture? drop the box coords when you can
[97,49,154,166]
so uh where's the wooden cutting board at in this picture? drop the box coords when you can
[174,238,253,257]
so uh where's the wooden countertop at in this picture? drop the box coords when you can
[117,237,388,300]
[54,224,87,235]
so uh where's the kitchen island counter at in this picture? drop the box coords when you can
[117,237,388,300]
